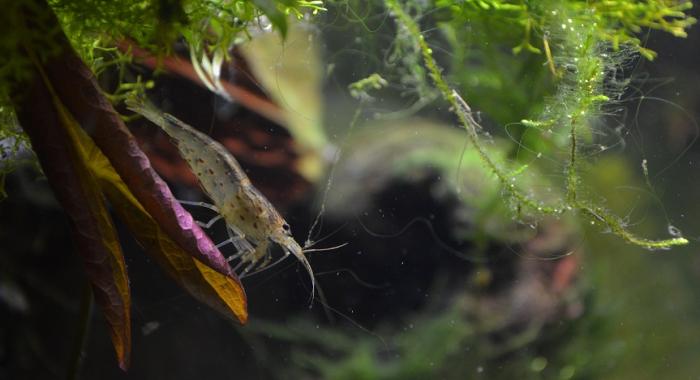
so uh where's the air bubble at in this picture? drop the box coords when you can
[667,225,682,237]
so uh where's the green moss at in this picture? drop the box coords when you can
[385,0,691,249]
[437,0,695,60]
[0,0,325,196]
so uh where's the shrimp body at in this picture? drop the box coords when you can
[127,99,314,289]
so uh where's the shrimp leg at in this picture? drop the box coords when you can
[242,253,271,274]
[239,254,289,279]
[241,241,276,275]
[224,243,257,264]
[197,214,223,229]
[218,237,253,253]
[232,260,247,274]
[223,225,255,261]
[231,244,263,274]
[216,237,240,249]
[177,200,219,212]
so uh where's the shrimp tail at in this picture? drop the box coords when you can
[125,96,167,127]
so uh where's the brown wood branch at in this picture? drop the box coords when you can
[118,39,288,127]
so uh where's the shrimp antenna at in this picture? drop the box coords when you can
[303,242,349,253]
[315,268,389,289]
[356,216,487,263]
[303,222,349,249]
[298,275,389,350]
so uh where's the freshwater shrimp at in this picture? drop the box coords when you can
[126,98,315,294]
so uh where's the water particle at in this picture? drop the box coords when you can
[560,366,576,379]
[530,357,547,372]
[667,225,682,237]
[141,321,160,336]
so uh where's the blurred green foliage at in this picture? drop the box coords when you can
[0,0,325,192]
[254,3,696,374]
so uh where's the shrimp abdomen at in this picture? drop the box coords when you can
[131,102,247,208]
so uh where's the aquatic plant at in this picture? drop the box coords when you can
[384,0,694,249]
[0,0,322,371]
[0,0,325,173]
[0,0,696,375]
